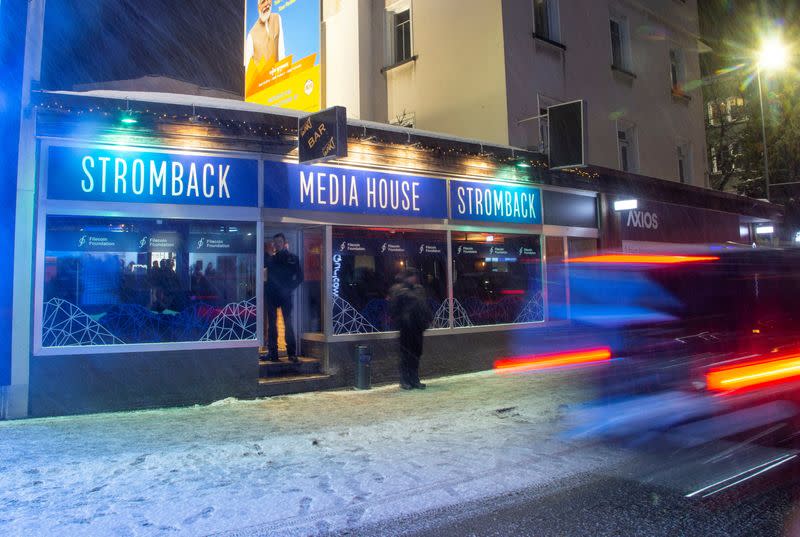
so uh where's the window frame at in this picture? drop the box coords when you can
[616,120,639,173]
[609,13,633,73]
[385,0,415,68]
[533,0,562,45]
[677,140,692,184]
[33,141,264,356]
[669,47,686,92]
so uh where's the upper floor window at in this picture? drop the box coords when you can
[669,48,686,91]
[393,9,412,64]
[617,121,638,173]
[609,15,632,72]
[533,0,561,43]
[677,142,691,183]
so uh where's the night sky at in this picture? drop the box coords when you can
[41,0,244,95]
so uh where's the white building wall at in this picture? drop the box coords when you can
[325,0,707,186]
[503,0,706,185]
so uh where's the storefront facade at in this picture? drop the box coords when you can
[22,94,599,417]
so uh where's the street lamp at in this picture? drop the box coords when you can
[756,36,789,201]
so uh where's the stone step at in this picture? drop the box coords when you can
[258,356,322,378]
[255,373,335,398]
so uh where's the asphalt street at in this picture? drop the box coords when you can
[355,455,800,537]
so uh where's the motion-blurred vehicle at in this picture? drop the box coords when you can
[557,248,800,450]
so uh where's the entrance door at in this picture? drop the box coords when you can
[263,228,299,357]
[262,225,324,358]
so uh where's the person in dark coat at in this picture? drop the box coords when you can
[265,232,304,362]
[389,268,433,390]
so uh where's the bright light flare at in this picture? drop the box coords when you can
[568,254,719,265]
[707,351,800,392]
[494,347,611,374]
[758,37,790,72]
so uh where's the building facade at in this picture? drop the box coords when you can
[323,0,707,186]
[1,0,782,419]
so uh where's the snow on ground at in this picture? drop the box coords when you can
[0,367,623,536]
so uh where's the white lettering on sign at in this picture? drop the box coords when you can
[78,155,232,200]
[626,210,659,230]
[332,253,342,298]
[455,185,537,220]
[298,171,421,212]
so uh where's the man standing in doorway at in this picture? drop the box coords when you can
[265,233,304,363]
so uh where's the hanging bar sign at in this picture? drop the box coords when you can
[298,106,348,164]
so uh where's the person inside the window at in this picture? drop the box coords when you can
[245,0,286,68]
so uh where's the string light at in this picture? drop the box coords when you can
[36,99,558,184]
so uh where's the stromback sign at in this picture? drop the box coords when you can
[46,146,259,207]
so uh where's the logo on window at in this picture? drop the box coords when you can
[196,237,205,249]
[78,235,87,248]
[139,236,149,249]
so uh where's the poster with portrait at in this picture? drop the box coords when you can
[243,0,320,112]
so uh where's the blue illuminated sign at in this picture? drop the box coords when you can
[450,180,542,225]
[264,161,448,219]
[46,146,259,207]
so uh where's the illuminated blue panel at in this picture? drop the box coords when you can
[264,160,448,219]
[450,180,542,225]
[47,146,259,207]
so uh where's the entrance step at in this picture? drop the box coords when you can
[258,356,322,378]
[255,373,336,398]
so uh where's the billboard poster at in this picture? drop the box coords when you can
[244,0,321,112]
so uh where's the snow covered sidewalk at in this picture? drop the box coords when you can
[0,368,622,536]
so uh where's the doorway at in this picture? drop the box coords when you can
[260,225,324,382]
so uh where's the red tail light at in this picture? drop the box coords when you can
[494,347,611,373]
[707,351,800,392]
[568,254,719,265]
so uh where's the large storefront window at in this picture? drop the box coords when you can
[451,231,543,326]
[332,227,447,334]
[42,216,257,347]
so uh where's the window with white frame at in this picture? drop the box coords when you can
[710,145,720,174]
[386,2,413,65]
[669,47,686,91]
[677,141,691,183]
[609,15,632,71]
[726,96,745,121]
[617,122,638,172]
[533,0,561,43]
[707,102,717,125]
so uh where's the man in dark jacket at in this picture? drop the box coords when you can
[388,268,433,390]
[265,233,304,362]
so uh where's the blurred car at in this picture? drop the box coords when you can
[554,248,800,450]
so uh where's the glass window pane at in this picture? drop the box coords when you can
[332,227,447,334]
[545,236,567,321]
[534,0,550,39]
[610,20,622,67]
[394,10,411,63]
[301,227,324,334]
[451,231,543,326]
[43,216,257,347]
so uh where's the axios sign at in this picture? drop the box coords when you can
[626,210,659,230]
[264,161,448,218]
[47,146,259,207]
[450,180,542,225]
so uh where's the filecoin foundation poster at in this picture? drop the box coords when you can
[243,0,320,111]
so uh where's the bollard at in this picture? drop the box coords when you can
[355,345,372,390]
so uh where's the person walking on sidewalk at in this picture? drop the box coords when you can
[388,268,433,390]
[265,233,304,362]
